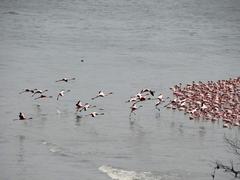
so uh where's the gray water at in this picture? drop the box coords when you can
[0,0,240,179]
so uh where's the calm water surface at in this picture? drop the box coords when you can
[0,0,240,179]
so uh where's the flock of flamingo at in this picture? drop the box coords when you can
[165,77,240,128]
[18,77,107,119]
[18,76,240,128]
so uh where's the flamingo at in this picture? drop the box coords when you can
[57,90,71,100]
[79,103,96,112]
[152,94,169,108]
[164,99,177,108]
[76,100,84,111]
[34,95,53,100]
[19,112,26,120]
[55,77,76,82]
[32,89,48,97]
[86,112,104,117]
[138,94,151,101]
[223,123,230,128]
[134,92,141,98]
[155,100,163,111]
[140,88,155,96]
[166,77,240,128]
[233,121,240,126]
[157,94,169,102]
[19,88,37,94]
[18,112,32,120]
[189,115,194,120]
[91,91,113,100]
[200,103,208,111]
[125,96,138,103]
[129,103,143,118]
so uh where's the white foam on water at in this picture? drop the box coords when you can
[49,148,60,153]
[99,165,161,180]
[41,140,63,154]
[56,109,61,114]
[42,141,48,145]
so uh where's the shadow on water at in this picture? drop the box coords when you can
[178,123,184,136]
[199,126,206,139]
[128,117,147,142]
[16,135,27,178]
[32,104,48,128]
[34,104,42,115]
[3,11,19,15]
[75,115,83,126]
[155,112,161,119]
[129,116,142,131]
[17,135,25,163]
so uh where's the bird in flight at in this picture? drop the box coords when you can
[85,112,104,118]
[91,90,113,100]
[55,77,76,82]
[140,88,155,96]
[32,89,48,97]
[19,88,37,94]
[129,102,143,118]
[57,90,71,100]
[34,94,53,100]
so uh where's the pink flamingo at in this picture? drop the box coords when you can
[18,112,32,120]
[19,88,37,94]
[32,89,48,97]
[91,91,113,100]
[34,95,53,100]
[140,88,155,96]
[86,112,104,117]
[129,102,143,118]
[57,90,71,100]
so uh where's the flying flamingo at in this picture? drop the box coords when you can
[57,90,71,100]
[125,96,138,103]
[55,77,76,82]
[76,100,85,111]
[91,91,113,100]
[34,95,53,100]
[155,100,162,111]
[86,112,104,117]
[19,88,37,94]
[154,94,169,109]
[129,102,143,118]
[79,103,96,112]
[140,88,155,96]
[138,94,152,101]
[32,89,48,97]
[157,94,169,102]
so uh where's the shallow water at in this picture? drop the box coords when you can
[0,0,240,179]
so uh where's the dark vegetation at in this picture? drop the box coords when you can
[212,135,240,179]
